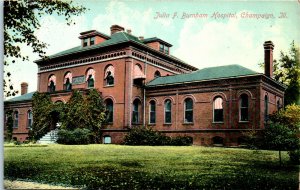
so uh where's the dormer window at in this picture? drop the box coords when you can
[79,30,111,47]
[159,43,170,54]
[83,38,88,47]
[90,37,95,46]
[160,44,164,52]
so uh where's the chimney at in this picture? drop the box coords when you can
[126,29,132,34]
[110,25,124,35]
[139,36,144,41]
[263,41,274,78]
[21,82,28,95]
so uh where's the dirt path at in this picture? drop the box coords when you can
[4,179,80,189]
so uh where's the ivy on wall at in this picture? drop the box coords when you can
[31,89,106,143]
[5,109,13,141]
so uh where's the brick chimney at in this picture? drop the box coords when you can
[110,25,124,35]
[21,82,28,95]
[263,41,274,78]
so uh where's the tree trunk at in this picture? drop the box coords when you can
[279,150,282,166]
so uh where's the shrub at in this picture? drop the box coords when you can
[170,136,193,146]
[57,128,91,145]
[288,149,300,164]
[124,126,193,146]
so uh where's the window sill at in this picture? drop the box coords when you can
[212,122,224,124]
[104,85,114,88]
[239,121,249,123]
[183,122,194,125]
[163,123,172,126]
[148,123,156,126]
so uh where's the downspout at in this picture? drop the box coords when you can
[143,52,148,126]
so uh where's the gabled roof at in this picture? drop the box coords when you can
[146,64,261,87]
[5,92,35,103]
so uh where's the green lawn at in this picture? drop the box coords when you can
[4,145,298,189]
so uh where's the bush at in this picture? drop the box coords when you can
[57,128,91,145]
[170,136,193,146]
[288,149,300,164]
[124,126,193,146]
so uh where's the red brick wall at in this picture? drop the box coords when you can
[4,105,31,142]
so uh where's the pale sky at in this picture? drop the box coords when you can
[5,0,300,99]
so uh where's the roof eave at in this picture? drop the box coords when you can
[146,73,264,88]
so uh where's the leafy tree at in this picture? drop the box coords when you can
[30,92,53,140]
[4,0,86,97]
[262,123,299,166]
[269,104,300,130]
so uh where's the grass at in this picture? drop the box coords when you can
[4,145,298,189]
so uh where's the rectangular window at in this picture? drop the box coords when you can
[159,44,164,52]
[83,38,88,47]
[214,109,223,122]
[240,108,248,121]
[164,46,169,54]
[90,37,95,45]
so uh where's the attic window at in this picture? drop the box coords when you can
[90,37,95,45]
[83,39,88,47]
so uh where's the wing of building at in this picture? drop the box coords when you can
[4,25,286,145]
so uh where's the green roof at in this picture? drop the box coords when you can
[37,32,145,60]
[146,64,261,87]
[5,92,35,103]
[35,32,197,71]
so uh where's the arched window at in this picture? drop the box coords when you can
[132,99,141,124]
[213,97,223,122]
[105,65,114,86]
[64,72,72,91]
[154,71,161,78]
[164,99,172,124]
[264,95,269,121]
[149,100,156,124]
[239,94,249,121]
[48,75,56,92]
[105,99,114,123]
[86,68,95,88]
[27,110,32,129]
[184,98,193,123]
[13,111,18,128]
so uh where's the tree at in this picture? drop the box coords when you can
[262,123,299,166]
[260,41,300,106]
[4,0,86,97]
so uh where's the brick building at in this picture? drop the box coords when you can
[4,25,285,145]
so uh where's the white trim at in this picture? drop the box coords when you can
[164,99,172,124]
[183,98,193,123]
